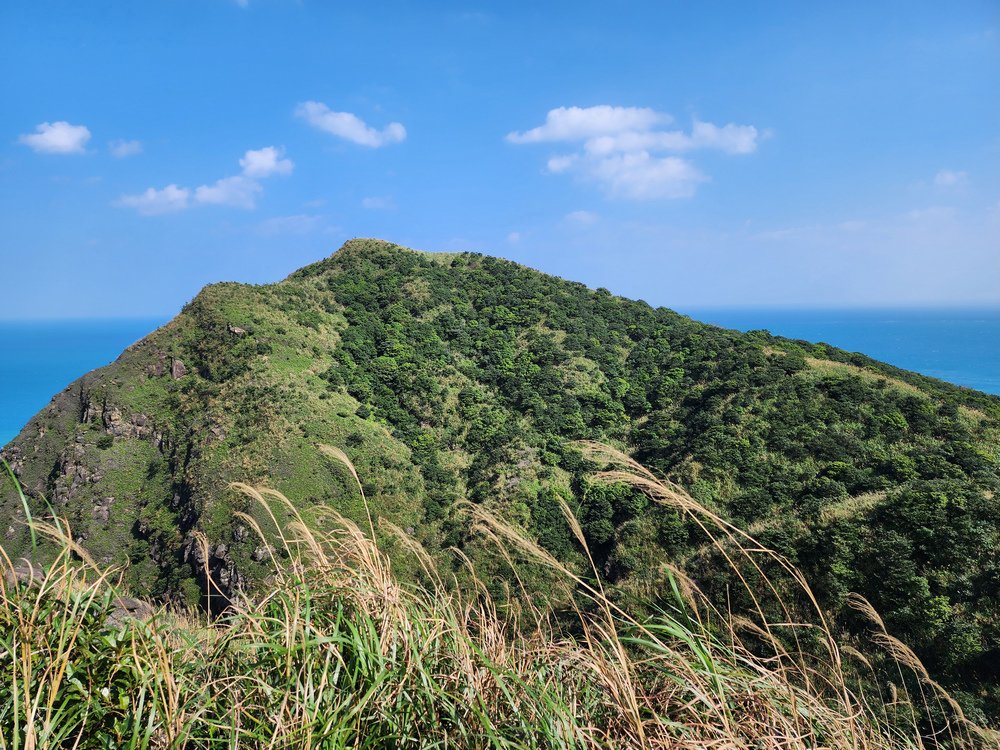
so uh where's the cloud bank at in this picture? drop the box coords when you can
[295,101,406,147]
[508,105,759,199]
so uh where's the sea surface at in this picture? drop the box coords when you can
[0,319,167,447]
[0,310,998,448]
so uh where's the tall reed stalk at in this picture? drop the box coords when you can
[0,447,992,749]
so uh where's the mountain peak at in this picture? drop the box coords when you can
[287,238,462,282]
[3,240,999,718]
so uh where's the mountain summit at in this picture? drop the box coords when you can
[3,239,999,718]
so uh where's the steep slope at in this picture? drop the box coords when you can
[3,239,1000,718]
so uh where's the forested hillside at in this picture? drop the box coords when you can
[3,239,999,722]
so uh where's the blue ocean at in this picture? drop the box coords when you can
[0,319,168,447]
[1,310,998,447]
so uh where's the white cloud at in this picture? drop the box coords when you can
[295,101,406,147]
[546,154,578,173]
[195,175,262,209]
[117,145,290,215]
[507,231,522,243]
[689,120,759,154]
[591,152,706,200]
[115,184,190,215]
[361,195,395,209]
[509,105,758,200]
[566,210,599,225]
[19,121,91,154]
[583,130,693,156]
[506,105,669,144]
[934,169,968,188]
[109,139,143,158]
[240,146,293,178]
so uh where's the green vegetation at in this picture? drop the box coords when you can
[2,238,999,724]
[2,452,991,749]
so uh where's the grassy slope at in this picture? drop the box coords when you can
[3,457,993,749]
[2,238,999,721]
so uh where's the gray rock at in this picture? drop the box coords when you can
[4,559,44,587]
[6,559,155,626]
[107,596,155,626]
[252,544,274,563]
[92,496,114,524]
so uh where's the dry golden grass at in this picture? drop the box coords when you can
[0,445,991,749]
[819,491,888,523]
[804,357,926,396]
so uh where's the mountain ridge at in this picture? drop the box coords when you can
[3,238,1000,721]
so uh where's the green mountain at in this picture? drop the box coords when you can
[3,238,1000,720]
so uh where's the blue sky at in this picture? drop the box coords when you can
[1,0,998,318]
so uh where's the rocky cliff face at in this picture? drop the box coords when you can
[1,245,430,607]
